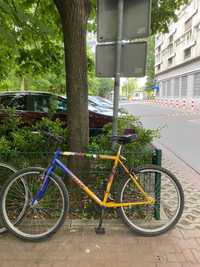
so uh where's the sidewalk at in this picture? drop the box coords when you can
[1,146,200,267]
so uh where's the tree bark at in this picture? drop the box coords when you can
[54,0,89,154]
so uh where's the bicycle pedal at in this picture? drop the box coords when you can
[95,227,105,235]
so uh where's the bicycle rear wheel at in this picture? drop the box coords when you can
[0,162,17,234]
[117,165,184,236]
[1,167,69,241]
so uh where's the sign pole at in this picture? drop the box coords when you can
[112,0,124,145]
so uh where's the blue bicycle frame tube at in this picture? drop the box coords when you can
[32,148,102,205]
[32,149,61,204]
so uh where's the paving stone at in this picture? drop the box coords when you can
[156,264,182,267]
[182,249,198,264]
[1,147,200,266]
[157,143,200,231]
[166,253,186,263]
[191,249,200,263]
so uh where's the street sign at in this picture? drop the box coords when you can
[96,42,147,78]
[97,0,151,42]
[153,85,160,91]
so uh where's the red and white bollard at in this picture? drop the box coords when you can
[191,100,195,111]
[175,99,179,109]
[182,99,186,110]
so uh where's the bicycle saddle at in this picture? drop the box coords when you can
[112,134,138,144]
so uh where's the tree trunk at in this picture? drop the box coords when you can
[20,76,27,91]
[54,0,89,154]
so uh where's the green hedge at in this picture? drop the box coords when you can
[0,109,159,219]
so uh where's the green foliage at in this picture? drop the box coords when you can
[151,0,189,33]
[145,35,155,97]
[0,0,189,93]
[0,137,11,159]
[0,108,67,167]
[121,79,139,97]
[0,109,159,219]
[0,0,64,93]
[89,76,114,97]
[90,114,158,167]
[0,108,23,137]
[76,114,159,219]
[87,0,189,34]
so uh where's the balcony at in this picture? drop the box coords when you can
[182,29,196,50]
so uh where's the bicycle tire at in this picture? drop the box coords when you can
[0,162,17,234]
[117,164,184,236]
[1,167,69,241]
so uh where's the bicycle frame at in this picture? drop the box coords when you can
[32,146,155,208]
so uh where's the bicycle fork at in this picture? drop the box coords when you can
[31,165,54,205]
[31,150,61,205]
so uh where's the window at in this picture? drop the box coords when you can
[185,17,192,32]
[169,34,173,43]
[168,58,173,66]
[157,45,161,53]
[167,80,171,97]
[10,95,27,110]
[0,94,27,110]
[168,44,173,55]
[174,77,180,97]
[51,97,67,113]
[0,95,14,109]
[181,76,188,97]
[157,64,161,71]
[193,72,200,97]
[184,47,191,59]
[29,95,51,112]
[185,29,192,42]
[162,81,166,97]
[175,37,182,47]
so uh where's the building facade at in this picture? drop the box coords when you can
[155,0,200,99]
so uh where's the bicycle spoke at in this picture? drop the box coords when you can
[118,166,184,235]
[2,169,68,240]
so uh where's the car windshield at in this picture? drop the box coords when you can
[95,96,113,107]
[88,96,113,109]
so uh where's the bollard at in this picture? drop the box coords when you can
[182,99,186,109]
[176,99,179,109]
[191,99,195,111]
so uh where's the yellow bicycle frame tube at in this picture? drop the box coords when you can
[60,147,154,208]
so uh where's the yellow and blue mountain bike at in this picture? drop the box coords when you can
[0,132,184,241]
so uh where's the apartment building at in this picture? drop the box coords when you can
[155,0,200,99]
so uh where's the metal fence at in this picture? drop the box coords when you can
[0,146,162,219]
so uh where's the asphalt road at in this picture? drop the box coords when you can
[121,101,200,173]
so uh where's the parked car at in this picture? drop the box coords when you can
[0,92,113,135]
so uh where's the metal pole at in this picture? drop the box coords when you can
[112,0,124,145]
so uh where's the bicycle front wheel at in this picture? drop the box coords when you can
[0,162,17,234]
[1,167,69,241]
[117,165,184,236]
